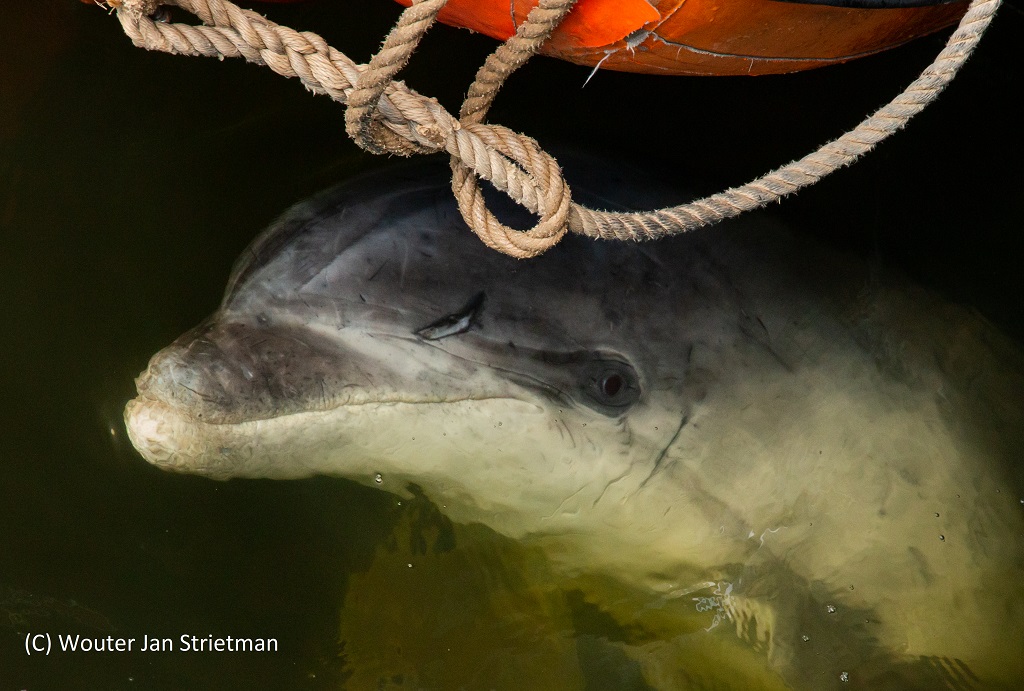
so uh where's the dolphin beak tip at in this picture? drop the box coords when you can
[124,395,198,470]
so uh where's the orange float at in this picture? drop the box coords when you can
[84,1,969,76]
[394,0,970,75]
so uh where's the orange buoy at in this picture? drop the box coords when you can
[85,0,969,76]
[394,0,970,75]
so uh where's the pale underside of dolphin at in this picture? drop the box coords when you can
[125,161,1024,687]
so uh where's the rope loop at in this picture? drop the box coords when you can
[452,123,571,256]
[106,0,1001,258]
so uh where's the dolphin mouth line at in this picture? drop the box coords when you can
[130,391,538,428]
[125,392,544,475]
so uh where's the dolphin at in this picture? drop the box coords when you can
[125,161,1024,687]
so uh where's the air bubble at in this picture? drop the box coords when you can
[939,535,945,541]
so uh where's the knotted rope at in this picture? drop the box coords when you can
[106,0,1000,258]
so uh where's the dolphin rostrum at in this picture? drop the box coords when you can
[125,162,1024,687]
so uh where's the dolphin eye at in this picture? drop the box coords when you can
[601,372,624,397]
[582,360,640,415]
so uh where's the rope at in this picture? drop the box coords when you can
[105,0,1001,258]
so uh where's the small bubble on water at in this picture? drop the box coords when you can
[840,671,849,683]
[826,604,837,614]
[801,635,810,642]
[939,535,945,541]
[374,473,383,484]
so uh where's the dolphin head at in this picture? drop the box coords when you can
[125,166,697,536]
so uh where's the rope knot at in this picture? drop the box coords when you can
[333,0,575,256]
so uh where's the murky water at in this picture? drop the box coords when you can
[2,1,1022,689]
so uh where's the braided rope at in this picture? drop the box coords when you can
[107,0,1000,257]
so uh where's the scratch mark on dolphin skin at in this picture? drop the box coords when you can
[755,316,769,337]
[640,414,689,489]
[592,464,635,508]
[367,258,389,282]
[180,383,215,402]
[544,484,591,521]
[399,238,410,292]
[552,417,576,448]
[281,333,313,350]
[739,308,793,372]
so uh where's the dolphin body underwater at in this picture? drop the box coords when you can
[125,161,1024,688]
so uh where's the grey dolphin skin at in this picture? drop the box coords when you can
[125,162,1024,688]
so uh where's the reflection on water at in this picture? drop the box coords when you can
[1,1,1022,689]
[337,491,792,690]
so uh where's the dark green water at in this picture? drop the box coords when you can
[1,1,1021,689]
